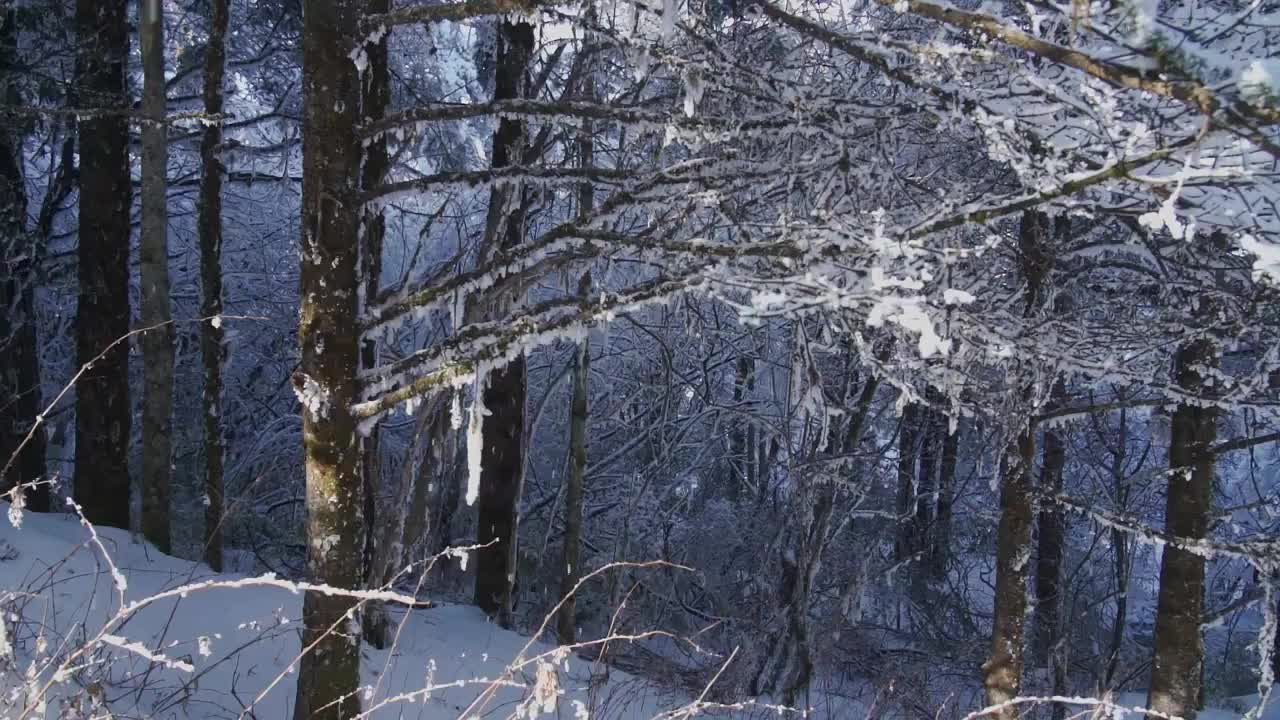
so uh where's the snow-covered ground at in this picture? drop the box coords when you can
[0,506,686,719]
[1,504,1275,720]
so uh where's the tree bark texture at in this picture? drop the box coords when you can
[0,8,48,512]
[358,0,392,650]
[292,0,366,716]
[895,403,921,564]
[199,0,230,572]
[473,16,534,628]
[72,0,131,530]
[983,210,1056,717]
[1148,337,1218,720]
[139,0,174,555]
[557,71,594,644]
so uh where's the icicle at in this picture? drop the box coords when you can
[465,365,492,506]
[683,68,704,117]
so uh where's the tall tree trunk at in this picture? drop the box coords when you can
[914,405,943,554]
[983,427,1036,716]
[139,0,173,555]
[557,69,594,644]
[1034,382,1068,719]
[357,0,392,645]
[894,403,921,563]
[199,0,230,572]
[1148,338,1218,720]
[72,0,131,530]
[1100,399,1131,686]
[0,7,48,513]
[983,210,1055,717]
[1104,523,1129,688]
[728,354,754,502]
[473,16,534,628]
[292,0,365,717]
[930,419,959,579]
[1034,384,1068,656]
[756,371,878,701]
[557,293,590,645]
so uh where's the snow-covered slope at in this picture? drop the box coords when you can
[0,506,680,719]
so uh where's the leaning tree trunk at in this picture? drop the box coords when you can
[473,16,535,628]
[357,0,392,646]
[292,0,365,717]
[0,8,48,512]
[139,0,173,555]
[1148,337,1218,720]
[199,0,230,572]
[72,0,131,530]
[983,210,1055,717]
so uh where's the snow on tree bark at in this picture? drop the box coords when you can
[72,0,131,530]
[292,0,366,716]
[139,0,173,555]
[199,0,230,573]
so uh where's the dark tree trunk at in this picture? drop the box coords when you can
[983,428,1036,716]
[199,0,230,572]
[729,354,754,502]
[983,210,1056,717]
[895,403,921,563]
[1034,383,1068,719]
[357,0,391,648]
[1148,338,1218,720]
[292,0,366,716]
[72,0,131,530]
[914,405,943,553]
[1034,384,1067,661]
[139,0,173,555]
[557,289,590,645]
[930,419,959,579]
[557,66,594,644]
[0,7,47,512]
[473,16,534,628]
